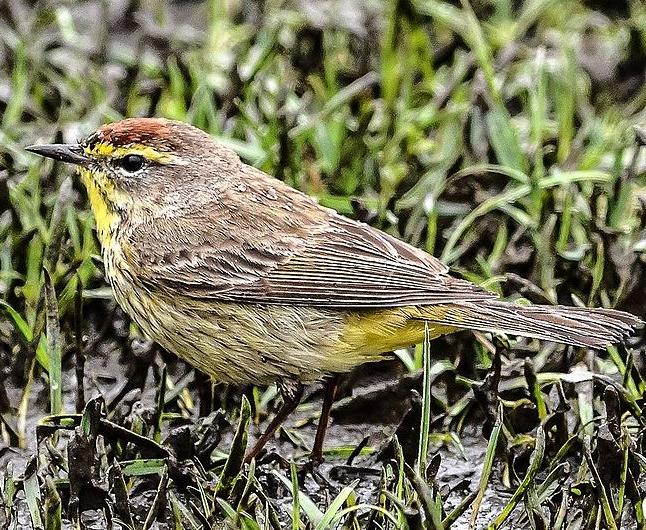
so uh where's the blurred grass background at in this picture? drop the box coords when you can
[0,0,646,528]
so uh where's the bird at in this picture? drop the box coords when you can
[26,117,641,462]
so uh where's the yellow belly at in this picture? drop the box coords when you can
[340,307,457,355]
[107,257,456,384]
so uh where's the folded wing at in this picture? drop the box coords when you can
[124,170,494,308]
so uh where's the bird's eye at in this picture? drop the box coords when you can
[119,154,145,173]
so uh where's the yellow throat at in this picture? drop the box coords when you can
[78,167,122,248]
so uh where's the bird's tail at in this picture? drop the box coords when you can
[419,300,641,349]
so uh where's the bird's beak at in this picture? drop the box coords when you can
[25,143,90,166]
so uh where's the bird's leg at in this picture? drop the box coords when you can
[310,376,339,463]
[245,379,303,463]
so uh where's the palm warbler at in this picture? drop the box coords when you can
[27,118,640,460]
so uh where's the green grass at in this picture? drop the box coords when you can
[0,0,645,528]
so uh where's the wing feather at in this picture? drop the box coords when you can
[123,165,494,308]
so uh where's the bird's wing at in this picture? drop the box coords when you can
[124,169,494,308]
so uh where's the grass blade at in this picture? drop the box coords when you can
[489,427,546,529]
[23,457,43,530]
[43,269,62,415]
[417,322,432,474]
[470,401,503,528]
[215,395,251,499]
[290,462,301,530]
[314,480,360,530]
[273,471,324,526]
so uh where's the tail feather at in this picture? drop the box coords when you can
[421,301,641,349]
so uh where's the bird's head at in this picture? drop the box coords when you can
[26,118,239,241]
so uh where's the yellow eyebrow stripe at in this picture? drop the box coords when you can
[83,142,185,165]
